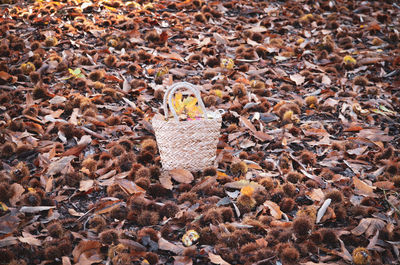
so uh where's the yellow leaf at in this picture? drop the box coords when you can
[220,58,234,70]
[343,55,357,65]
[213,89,223,98]
[240,186,254,197]
[172,93,184,115]
[0,202,8,211]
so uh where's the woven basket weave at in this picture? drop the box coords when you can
[152,82,222,171]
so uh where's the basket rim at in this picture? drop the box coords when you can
[152,113,222,124]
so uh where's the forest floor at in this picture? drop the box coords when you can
[0,0,400,264]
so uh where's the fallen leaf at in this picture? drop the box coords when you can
[47,156,76,176]
[0,236,18,247]
[159,172,173,189]
[208,252,231,265]
[174,256,193,265]
[169,169,194,184]
[79,180,94,192]
[263,200,282,219]
[9,183,25,206]
[352,218,386,237]
[158,237,185,255]
[353,177,376,196]
[115,179,145,194]
[18,232,41,246]
[20,206,56,213]
[72,240,102,263]
[316,199,331,224]
[290,73,305,86]
[374,181,394,190]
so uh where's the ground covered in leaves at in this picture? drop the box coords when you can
[1,0,400,264]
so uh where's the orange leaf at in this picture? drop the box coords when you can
[343,126,363,132]
[240,186,254,197]
[0,71,12,81]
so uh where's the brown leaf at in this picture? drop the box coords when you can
[118,239,146,252]
[0,214,20,234]
[0,236,18,247]
[352,218,386,237]
[174,256,193,265]
[374,181,394,190]
[9,183,24,206]
[94,200,122,215]
[115,179,146,194]
[208,252,231,265]
[18,232,41,246]
[353,177,375,196]
[79,180,94,192]
[240,116,257,133]
[62,256,72,265]
[158,237,185,255]
[169,169,194,184]
[263,200,282,219]
[47,155,76,176]
[159,171,173,189]
[72,240,102,263]
[224,180,264,191]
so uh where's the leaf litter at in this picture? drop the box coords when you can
[0,0,400,264]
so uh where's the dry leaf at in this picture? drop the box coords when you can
[158,237,185,255]
[316,199,331,224]
[47,155,76,176]
[79,179,94,192]
[159,171,173,189]
[208,252,231,265]
[169,169,194,184]
[18,232,41,246]
[353,177,376,196]
[9,183,25,206]
[263,200,282,219]
[174,256,193,265]
[72,240,102,263]
[290,73,305,86]
[20,206,56,213]
[115,179,145,194]
[352,218,386,237]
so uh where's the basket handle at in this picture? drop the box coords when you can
[163,82,208,121]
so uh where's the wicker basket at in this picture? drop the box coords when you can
[152,82,222,171]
